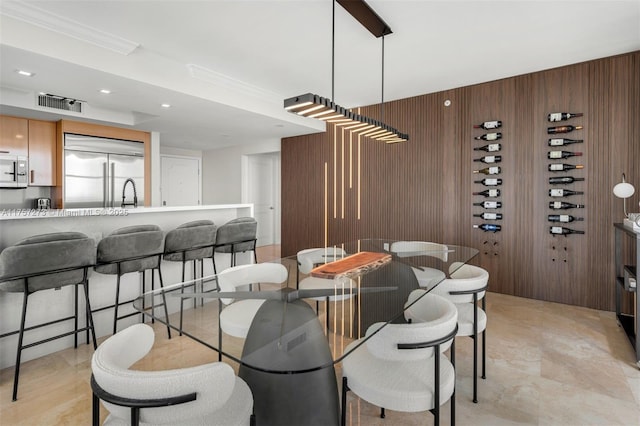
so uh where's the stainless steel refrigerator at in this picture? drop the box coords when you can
[64,134,145,208]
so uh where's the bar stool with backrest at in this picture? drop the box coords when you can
[163,220,217,334]
[213,217,258,272]
[94,225,170,338]
[0,231,97,401]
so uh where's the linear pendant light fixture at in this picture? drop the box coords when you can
[284,0,408,143]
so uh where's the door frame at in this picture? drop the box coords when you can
[242,152,281,245]
[160,154,202,206]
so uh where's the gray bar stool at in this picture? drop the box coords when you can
[94,225,170,338]
[163,220,217,334]
[213,217,258,272]
[0,231,96,401]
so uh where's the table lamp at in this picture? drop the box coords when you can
[613,173,635,218]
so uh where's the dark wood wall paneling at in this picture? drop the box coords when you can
[282,51,640,311]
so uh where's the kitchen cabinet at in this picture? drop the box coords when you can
[614,223,640,368]
[0,116,57,186]
[28,120,57,186]
[0,115,29,156]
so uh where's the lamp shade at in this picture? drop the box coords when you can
[613,182,635,199]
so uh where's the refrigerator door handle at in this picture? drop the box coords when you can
[110,162,115,208]
[103,162,108,208]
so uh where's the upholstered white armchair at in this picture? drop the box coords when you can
[341,292,458,426]
[390,241,449,290]
[409,262,489,403]
[217,263,288,360]
[91,323,254,426]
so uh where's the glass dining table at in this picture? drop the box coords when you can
[133,239,478,426]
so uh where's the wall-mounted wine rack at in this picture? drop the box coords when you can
[472,120,503,234]
[546,112,585,240]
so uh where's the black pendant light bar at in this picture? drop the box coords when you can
[284,93,408,143]
[284,0,407,143]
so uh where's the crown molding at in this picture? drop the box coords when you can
[0,1,139,55]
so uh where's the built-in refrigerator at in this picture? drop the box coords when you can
[64,134,144,208]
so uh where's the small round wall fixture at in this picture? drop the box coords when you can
[444,99,451,107]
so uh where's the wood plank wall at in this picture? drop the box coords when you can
[282,51,640,311]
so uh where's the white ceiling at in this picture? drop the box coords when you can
[1,0,639,151]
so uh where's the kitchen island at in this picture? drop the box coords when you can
[0,204,253,370]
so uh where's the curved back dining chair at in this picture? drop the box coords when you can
[216,262,288,361]
[296,247,353,330]
[91,323,254,425]
[409,262,489,403]
[390,241,449,290]
[341,292,458,426]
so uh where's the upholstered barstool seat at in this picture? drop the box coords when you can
[163,220,217,333]
[0,231,97,401]
[214,217,258,270]
[95,225,170,337]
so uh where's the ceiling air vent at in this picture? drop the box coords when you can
[37,94,83,113]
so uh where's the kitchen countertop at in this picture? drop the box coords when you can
[0,204,253,221]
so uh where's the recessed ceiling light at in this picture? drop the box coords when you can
[161,103,171,108]
[99,89,111,94]
[16,70,34,77]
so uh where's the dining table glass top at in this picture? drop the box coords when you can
[133,239,478,374]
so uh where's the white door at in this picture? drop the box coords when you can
[247,153,279,246]
[160,156,201,206]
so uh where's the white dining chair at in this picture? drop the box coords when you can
[341,292,458,426]
[296,247,354,330]
[91,323,254,426]
[216,262,288,361]
[407,262,489,403]
[390,241,449,290]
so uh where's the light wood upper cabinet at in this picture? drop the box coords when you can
[0,116,29,156]
[28,120,57,186]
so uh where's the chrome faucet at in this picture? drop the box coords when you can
[121,178,138,208]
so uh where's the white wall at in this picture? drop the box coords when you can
[202,138,280,204]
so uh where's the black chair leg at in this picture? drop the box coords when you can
[179,260,186,336]
[12,290,29,401]
[341,377,349,426]
[157,265,172,339]
[113,274,121,335]
[92,392,100,426]
[83,279,98,349]
[74,283,79,348]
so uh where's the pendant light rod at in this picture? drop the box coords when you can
[381,35,385,122]
[332,0,336,102]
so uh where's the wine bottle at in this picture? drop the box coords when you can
[473,166,501,175]
[473,212,503,220]
[548,214,584,223]
[548,138,583,147]
[473,120,502,130]
[474,178,502,186]
[550,226,584,235]
[473,201,502,209]
[548,189,584,197]
[548,163,584,172]
[548,176,585,185]
[547,151,583,159]
[474,224,501,232]
[547,125,583,134]
[549,201,585,210]
[473,155,502,164]
[473,189,501,197]
[474,132,502,141]
[473,143,501,152]
[547,112,583,122]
